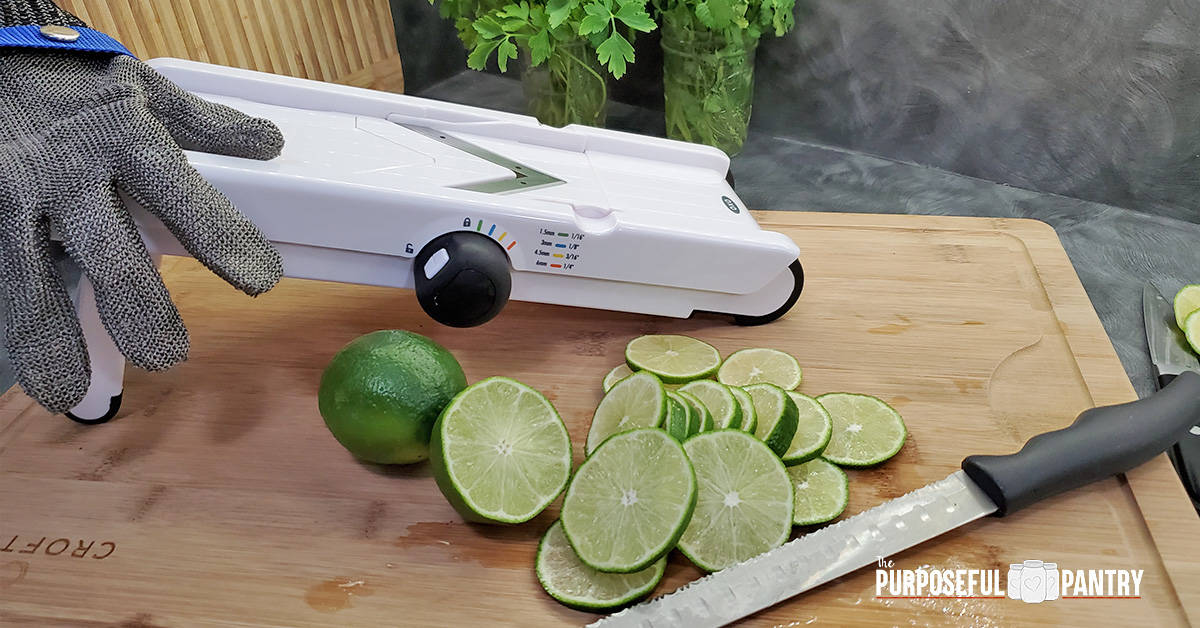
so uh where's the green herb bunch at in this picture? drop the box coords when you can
[651,0,795,41]
[429,0,657,79]
[652,0,795,154]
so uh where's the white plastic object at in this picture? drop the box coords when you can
[68,275,126,421]
[67,58,804,420]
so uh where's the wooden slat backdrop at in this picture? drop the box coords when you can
[56,0,404,92]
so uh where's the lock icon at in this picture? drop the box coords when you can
[462,218,472,227]
[405,243,414,254]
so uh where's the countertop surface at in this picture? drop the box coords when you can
[1,71,1197,403]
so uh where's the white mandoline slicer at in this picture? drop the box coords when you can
[66,58,804,423]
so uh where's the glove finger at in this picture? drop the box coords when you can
[114,127,283,296]
[129,58,284,161]
[56,184,188,372]
[0,216,90,413]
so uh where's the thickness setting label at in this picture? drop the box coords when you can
[534,228,583,271]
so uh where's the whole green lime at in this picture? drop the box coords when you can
[318,330,467,464]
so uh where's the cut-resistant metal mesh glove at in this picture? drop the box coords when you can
[0,2,285,413]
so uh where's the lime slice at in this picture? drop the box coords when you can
[561,429,697,573]
[678,380,742,430]
[663,393,691,442]
[430,377,572,524]
[781,392,833,465]
[743,384,799,457]
[717,348,802,390]
[676,390,713,433]
[678,430,794,572]
[536,520,666,611]
[1175,284,1200,329]
[586,372,667,454]
[625,335,721,384]
[788,458,849,525]
[666,390,700,437]
[1185,309,1200,354]
[603,364,635,393]
[730,386,758,434]
[817,393,907,467]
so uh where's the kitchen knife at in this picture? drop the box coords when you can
[1143,284,1200,511]
[593,371,1200,628]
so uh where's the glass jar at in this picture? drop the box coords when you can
[520,37,608,128]
[1043,563,1060,600]
[660,12,758,156]
[1007,564,1023,600]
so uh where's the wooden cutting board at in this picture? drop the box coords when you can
[0,212,1196,627]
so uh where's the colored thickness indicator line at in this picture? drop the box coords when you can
[488,224,496,236]
[475,220,482,232]
[507,241,516,250]
[550,264,562,268]
[557,232,568,237]
[555,243,567,248]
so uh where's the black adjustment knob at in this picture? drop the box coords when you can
[413,232,512,327]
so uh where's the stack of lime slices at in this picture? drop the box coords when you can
[429,334,910,612]
[1177,285,1200,355]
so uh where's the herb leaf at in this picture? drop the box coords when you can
[595,30,635,78]
[614,1,655,31]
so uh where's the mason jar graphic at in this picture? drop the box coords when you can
[1044,563,1060,600]
[1019,560,1048,603]
[1007,564,1023,600]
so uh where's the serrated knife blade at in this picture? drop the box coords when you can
[590,471,994,628]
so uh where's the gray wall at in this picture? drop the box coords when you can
[398,1,1200,221]
[755,1,1200,222]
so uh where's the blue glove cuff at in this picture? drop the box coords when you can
[0,25,133,57]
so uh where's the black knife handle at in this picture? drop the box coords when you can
[962,371,1200,515]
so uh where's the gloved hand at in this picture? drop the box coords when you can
[0,14,285,413]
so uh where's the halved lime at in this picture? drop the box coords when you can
[717,348,802,390]
[1185,309,1200,354]
[677,430,794,572]
[430,377,572,524]
[603,364,635,393]
[730,386,758,434]
[781,392,833,466]
[787,458,849,525]
[1175,284,1200,329]
[561,428,697,573]
[625,335,721,384]
[663,393,691,442]
[817,393,907,467]
[676,389,713,433]
[743,383,799,457]
[678,380,742,430]
[586,372,667,454]
[536,520,666,611]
